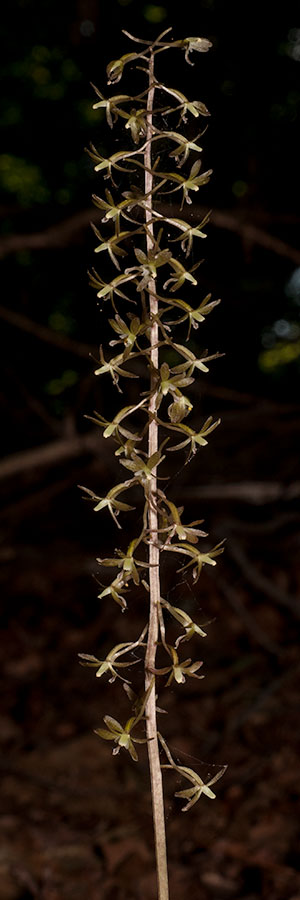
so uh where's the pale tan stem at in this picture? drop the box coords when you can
[144,51,169,900]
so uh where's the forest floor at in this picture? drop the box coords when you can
[1,444,300,900]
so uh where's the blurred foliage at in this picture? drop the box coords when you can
[0,153,49,205]
[1,0,299,446]
[143,5,167,23]
[45,369,79,396]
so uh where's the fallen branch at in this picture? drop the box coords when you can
[227,537,300,618]
[221,512,300,536]
[1,424,300,514]
[0,431,100,481]
[211,571,281,656]
[174,481,300,505]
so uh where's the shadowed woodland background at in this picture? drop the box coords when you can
[1,1,300,898]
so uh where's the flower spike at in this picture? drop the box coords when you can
[80,27,226,883]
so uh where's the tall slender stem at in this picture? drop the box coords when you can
[144,51,169,900]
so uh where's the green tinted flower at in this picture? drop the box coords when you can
[159,734,227,811]
[94,715,145,760]
[78,625,147,682]
[150,644,204,686]
[160,597,208,646]
[106,53,138,85]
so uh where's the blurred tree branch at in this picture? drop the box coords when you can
[176,481,300,504]
[4,303,299,412]
[0,303,97,359]
[0,431,100,481]
[1,423,300,509]
[4,364,62,435]
[227,537,300,618]
[0,204,300,265]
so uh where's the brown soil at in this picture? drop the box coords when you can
[1,457,300,900]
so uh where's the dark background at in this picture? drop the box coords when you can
[1,2,300,899]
